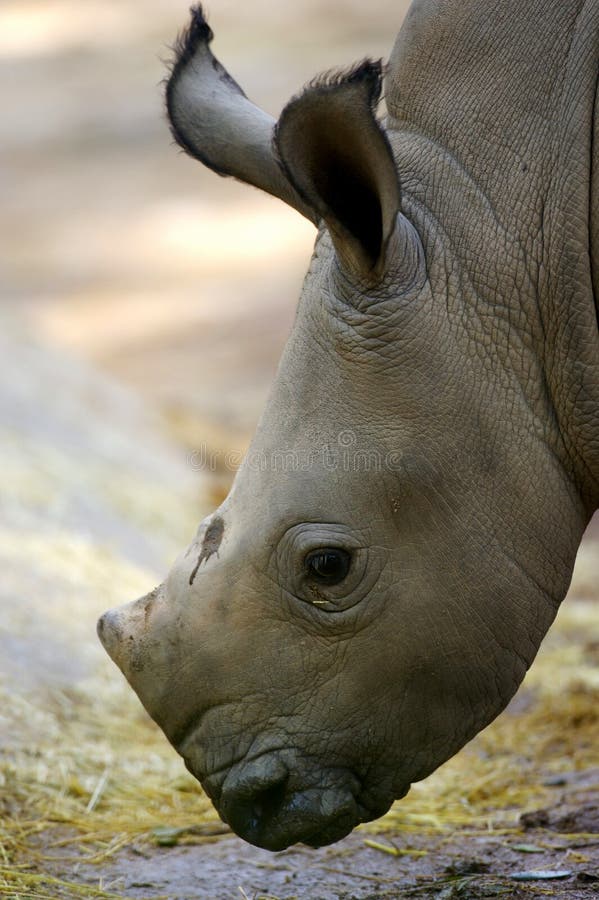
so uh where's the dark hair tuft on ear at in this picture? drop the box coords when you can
[168,5,214,76]
[304,59,384,111]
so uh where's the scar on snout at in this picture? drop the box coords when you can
[189,516,225,585]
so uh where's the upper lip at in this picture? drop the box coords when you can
[185,744,291,801]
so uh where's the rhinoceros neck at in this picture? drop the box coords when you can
[386,0,599,508]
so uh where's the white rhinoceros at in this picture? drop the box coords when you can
[98,0,599,851]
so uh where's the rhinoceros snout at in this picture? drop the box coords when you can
[96,608,123,663]
[210,753,361,851]
[97,585,166,674]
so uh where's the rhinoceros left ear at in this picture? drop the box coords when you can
[274,61,401,278]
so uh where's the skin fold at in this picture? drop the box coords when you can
[98,0,599,851]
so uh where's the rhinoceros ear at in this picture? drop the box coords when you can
[274,61,401,278]
[165,6,318,225]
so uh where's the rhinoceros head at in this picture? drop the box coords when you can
[98,6,588,850]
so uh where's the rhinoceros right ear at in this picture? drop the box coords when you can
[165,6,318,225]
[274,61,401,278]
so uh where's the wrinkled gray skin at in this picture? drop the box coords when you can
[98,0,599,851]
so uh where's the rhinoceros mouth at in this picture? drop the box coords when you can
[218,770,363,851]
[185,747,370,850]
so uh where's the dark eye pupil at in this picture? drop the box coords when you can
[305,549,351,584]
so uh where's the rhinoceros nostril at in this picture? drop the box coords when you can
[246,771,289,826]
[219,755,290,846]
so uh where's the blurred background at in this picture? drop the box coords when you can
[2,0,409,467]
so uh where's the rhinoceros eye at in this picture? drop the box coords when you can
[304,548,351,585]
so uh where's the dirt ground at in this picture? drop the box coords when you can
[1,2,599,899]
[40,804,599,900]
